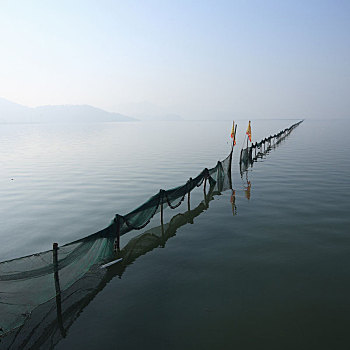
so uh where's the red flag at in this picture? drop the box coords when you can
[246,121,252,142]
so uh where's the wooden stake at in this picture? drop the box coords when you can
[53,243,66,338]
[187,178,192,211]
[114,215,120,252]
[160,191,164,236]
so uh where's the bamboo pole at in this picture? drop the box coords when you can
[160,191,164,236]
[53,243,66,338]
[114,215,120,252]
[187,178,192,211]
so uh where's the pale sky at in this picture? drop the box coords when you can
[0,0,349,119]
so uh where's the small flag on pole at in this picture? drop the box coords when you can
[231,121,236,145]
[246,121,252,142]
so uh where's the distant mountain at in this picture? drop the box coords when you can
[114,101,183,121]
[0,98,31,123]
[130,113,183,121]
[34,105,135,123]
[0,97,136,123]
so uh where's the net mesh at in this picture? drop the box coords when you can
[0,120,303,345]
[0,235,115,335]
[239,120,303,167]
[0,173,230,349]
[0,150,232,337]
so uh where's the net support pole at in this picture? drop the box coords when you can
[160,191,164,236]
[187,178,191,212]
[228,124,236,174]
[228,147,233,177]
[203,168,209,203]
[114,215,120,252]
[228,149,233,190]
[53,243,66,338]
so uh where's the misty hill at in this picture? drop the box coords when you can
[34,105,135,123]
[115,101,183,121]
[132,113,183,121]
[0,97,136,123]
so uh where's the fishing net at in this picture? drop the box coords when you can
[0,173,230,349]
[0,234,115,337]
[0,120,303,341]
[239,120,303,166]
[0,120,303,346]
[0,150,232,338]
[0,264,109,349]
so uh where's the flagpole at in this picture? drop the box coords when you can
[231,123,237,152]
[234,124,237,143]
[229,121,235,174]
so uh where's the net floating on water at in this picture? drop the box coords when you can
[239,120,303,170]
[0,150,233,338]
[0,119,303,340]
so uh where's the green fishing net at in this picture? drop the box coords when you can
[0,120,302,342]
[240,121,302,166]
[0,150,232,338]
[0,169,230,349]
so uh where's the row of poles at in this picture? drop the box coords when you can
[113,167,215,253]
[50,120,301,336]
[240,120,303,165]
[111,120,241,252]
[51,119,301,275]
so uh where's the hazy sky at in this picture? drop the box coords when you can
[0,0,349,119]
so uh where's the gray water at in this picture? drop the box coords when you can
[1,119,349,349]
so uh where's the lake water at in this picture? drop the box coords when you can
[1,119,349,349]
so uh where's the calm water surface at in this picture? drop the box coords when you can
[0,119,349,349]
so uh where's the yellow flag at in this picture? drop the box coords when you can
[246,121,252,142]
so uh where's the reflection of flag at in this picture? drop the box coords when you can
[246,121,252,142]
[245,181,251,200]
[230,190,236,204]
[230,190,237,215]
[230,121,236,145]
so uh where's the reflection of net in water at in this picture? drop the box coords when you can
[0,157,231,349]
[0,151,232,339]
[0,120,302,344]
